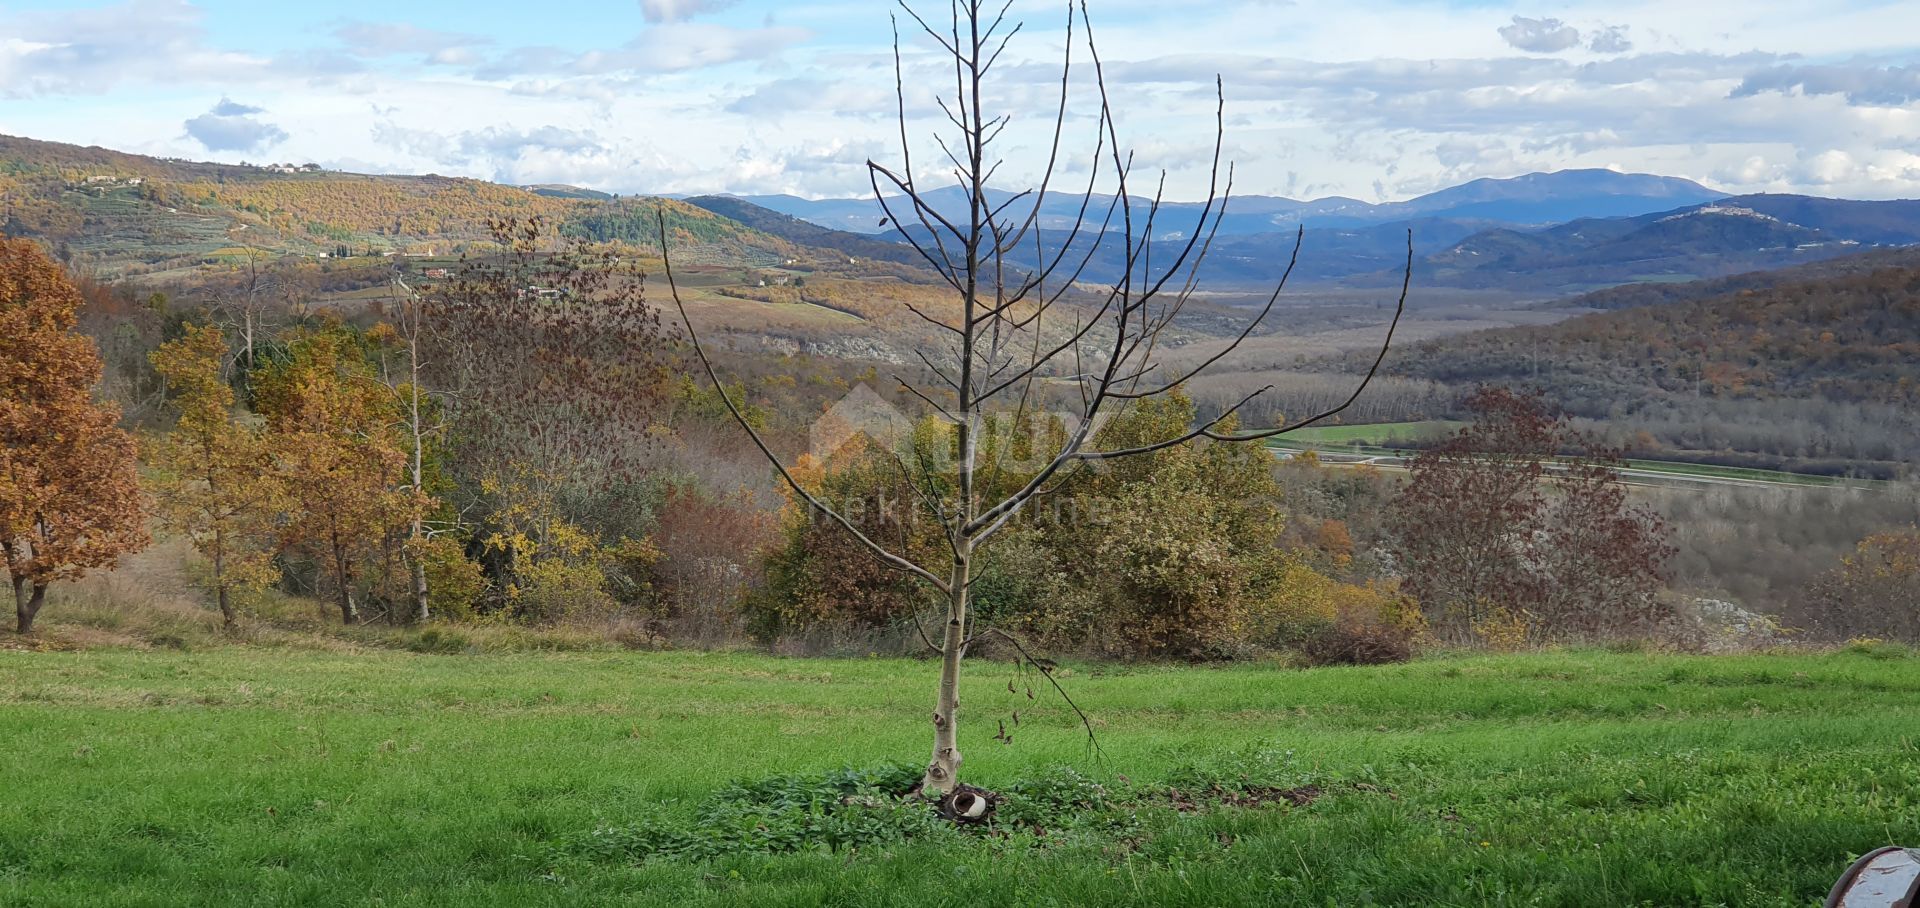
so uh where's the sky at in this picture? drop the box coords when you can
[2,0,1918,202]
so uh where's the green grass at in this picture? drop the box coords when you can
[1265,424,1874,488]
[1,646,1916,906]
[1271,420,1464,446]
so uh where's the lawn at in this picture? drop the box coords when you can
[1,645,1916,906]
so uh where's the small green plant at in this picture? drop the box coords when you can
[562,764,940,864]
[1843,636,1914,660]
[556,755,1337,870]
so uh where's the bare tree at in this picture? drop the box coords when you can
[661,0,1408,798]
[378,274,441,624]
[219,240,273,378]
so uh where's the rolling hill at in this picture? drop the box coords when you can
[8,132,1918,302]
[682,195,930,270]
[1390,260,1920,403]
[1558,246,1920,311]
[1377,257,1920,474]
[0,135,792,277]
[1418,196,1920,293]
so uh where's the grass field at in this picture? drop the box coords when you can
[1265,423,1876,489]
[2,645,1916,906]
[1273,420,1464,446]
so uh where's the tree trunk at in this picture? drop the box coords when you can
[16,581,46,634]
[408,517,429,624]
[407,328,430,625]
[216,583,235,631]
[334,552,359,625]
[212,534,237,631]
[329,529,359,625]
[338,583,359,625]
[923,547,972,795]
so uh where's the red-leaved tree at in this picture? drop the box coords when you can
[1388,387,1672,645]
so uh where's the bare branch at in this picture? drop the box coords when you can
[654,212,950,592]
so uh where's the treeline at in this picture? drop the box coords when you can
[1566,247,1920,311]
[1375,262,1920,474]
[9,229,1918,651]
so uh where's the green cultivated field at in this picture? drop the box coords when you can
[2,646,1917,906]
[1266,422,1874,488]
[1273,420,1465,446]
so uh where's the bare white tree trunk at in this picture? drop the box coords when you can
[405,322,430,624]
[926,545,971,792]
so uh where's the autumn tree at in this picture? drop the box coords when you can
[254,327,408,625]
[663,2,1406,799]
[1803,529,1920,642]
[149,323,285,630]
[1388,387,1673,644]
[0,238,149,633]
[422,218,676,620]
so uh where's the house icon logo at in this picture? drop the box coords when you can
[811,383,916,460]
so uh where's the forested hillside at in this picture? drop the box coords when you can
[0,135,790,275]
[1386,262,1920,473]
[1559,247,1920,311]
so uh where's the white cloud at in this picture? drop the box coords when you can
[1588,26,1633,54]
[5,0,1920,202]
[183,97,287,152]
[1731,62,1920,106]
[1498,16,1583,54]
[0,0,254,97]
[333,22,490,61]
[639,0,738,25]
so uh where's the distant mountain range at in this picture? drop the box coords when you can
[714,169,1724,236]
[4,133,1917,299]
[1419,195,1920,292]
[703,171,1920,295]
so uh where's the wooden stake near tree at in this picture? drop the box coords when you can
[0,238,150,634]
[661,0,1408,797]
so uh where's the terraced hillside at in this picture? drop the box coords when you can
[1,135,791,276]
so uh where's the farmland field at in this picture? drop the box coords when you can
[1274,420,1465,446]
[2,645,1916,906]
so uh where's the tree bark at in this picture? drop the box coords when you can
[332,539,359,625]
[212,532,237,631]
[923,546,971,795]
[405,300,430,624]
[216,583,235,631]
[16,581,46,634]
[326,522,360,621]
[408,539,429,624]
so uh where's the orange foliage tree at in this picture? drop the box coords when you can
[253,328,409,625]
[149,324,287,630]
[0,238,149,633]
